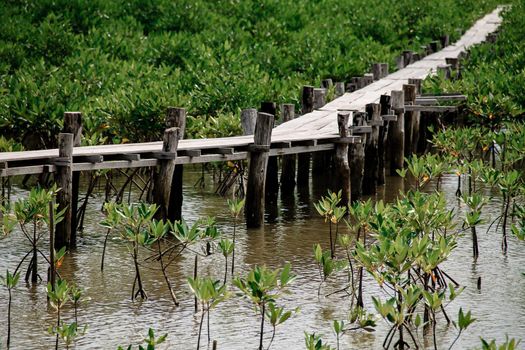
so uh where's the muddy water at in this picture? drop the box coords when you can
[0,170,524,350]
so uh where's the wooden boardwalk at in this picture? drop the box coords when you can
[0,6,503,178]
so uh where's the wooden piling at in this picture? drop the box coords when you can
[241,109,257,135]
[334,82,345,97]
[260,102,279,210]
[403,84,417,158]
[402,50,413,67]
[334,112,351,207]
[378,95,391,185]
[313,88,326,108]
[62,112,82,247]
[166,107,186,222]
[363,103,381,195]
[372,63,382,81]
[429,41,440,53]
[437,65,452,80]
[440,34,450,48]
[55,133,73,249]
[380,63,389,78]
[408,78,422,154]
[312,89,328,176]
[245,112,274,228]
[389,90,405,175]
[321,79,333,90]
[349,112,366,202]
[280,104,296,193]
[297,86,313,188]
[396,56,405,70]
[153,127,180,220]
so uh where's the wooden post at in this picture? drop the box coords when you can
[349,113,365,202]
[335,82,345,97]
[334,112,351,207]
[380,63,389,78]
[321,79,333,90]
[403,84,417,158]
[378,95,390,185]
[62,112,81,247]
[312,88,328,176]
[429,41,440,53]
[280,104,296,193]
[313,88,326,109]
[372,63,382,80]
[402,50,413,67]
[389,90,405,175]
[297,86,314,188]
[166,107,186,222]
[241,108,257,135]
[437,65,452,80]
[55,133,73,249]
[260,102,278,223]
[396,56,404,70]
[153,127,180,220]
[408,79,422,154]
[245,112,274,228]
[440,34,450,48]
[363,103,381,195]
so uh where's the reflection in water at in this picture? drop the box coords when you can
[0,169,524,349]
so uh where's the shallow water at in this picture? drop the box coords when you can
[0,169,524,350]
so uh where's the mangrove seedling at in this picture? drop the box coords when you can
[99,201,121,272]
[233,263,296,350]
[265,303,298,350]
[218,238,234,284]
[304,332,335,350]
[0,270,20,349]
[1,186,64,283]
[69,284,83,325]
[479,336,521,350]
[187,277,228,349]
[47,279,71,350]
[227,197,245,275]
[50,322,87,350]
[449,308,476,350]
[462,193,489,259]
[314,191,343,258]
[313,244,346,296]
[117,328,168,350]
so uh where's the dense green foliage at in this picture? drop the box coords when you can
[0,0,501,148]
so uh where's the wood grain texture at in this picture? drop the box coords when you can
[55,133,73,249]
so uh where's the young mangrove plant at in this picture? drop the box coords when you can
[314,191,343,258]
[478,336,521,350]
[1,186,64,283]
[265,302,298,350]
[69,283,83,325]
[117,328,168,350]
[187,276,228,350]
[227,197,244,275]
[304,332,335,350]
[313,244,346,297]
[101,202,158,301]
[47,279,70,350]
[233,263,296,350]
[0,270,20,350]
[218,238,234,285]
[449,308,476,349]
[51,322,87,350]
[462,193,489,259]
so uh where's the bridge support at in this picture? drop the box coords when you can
[245,112,274,228]
[378,95,391,185]
[153,127,180,220]
[349,113,365,202]
[280,104,296,195]
[408,78,422,154]
[55,132,74,250]
[167,107,186,222]
[363,103,381,195]
[334,112,351,207]
[297,86,313,190]
[403,84,417,158]
[389,90,405,175]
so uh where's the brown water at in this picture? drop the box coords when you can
[1,170,524,350]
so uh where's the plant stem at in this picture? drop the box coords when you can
[267,327,276,350]
[194,255,198,313]
[197,307,205,350]
[49,200,56,290]
[259,302,266,350]
[55,306,60,350]
[224,256,228,285]
[7,288,11,350]
[157,240,178,305]
[207,303,211,344]
[100,228,111,272]
[231,218,236,275]
[471,225,479,259]
[32,221,38,283]
[329,222,334,258]
[502,195,510,253]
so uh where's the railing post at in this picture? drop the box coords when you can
[260,102,278,222]
[166,107,186,222]
[389,90,405,175]
[297,86,314,188]
[334,112,351,207]
[280,104,296,194]
[378,95,391,185]
[55,133,73,249]
[349,113,365,202]
[403,84,417,158]
[408,78,422,154]
[363,103,381,195]
[241,109,257,135]
[245,112,274,228]
[153,127,180,220]
[334,82,345,97]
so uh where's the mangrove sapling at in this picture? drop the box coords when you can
[497,170,522,253]
[1,186,64,283]
[233,263,296,350]
[218,238,234,285]
[227,197,244,275]
[448,308,476,350]
[0,270,20,350]
[313,244,346,296]
[117,328,167,350]
[265,303,298,350]
[314,191,343,258]
[304,332,335,350]
[187,277,228,349]
[51,322,87,350]
[332,320,344,350]
[47,279,70,350]
[69,284,83,325]
[479,336,521,350]
[99,202,121,272]
[462,193,489,259]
